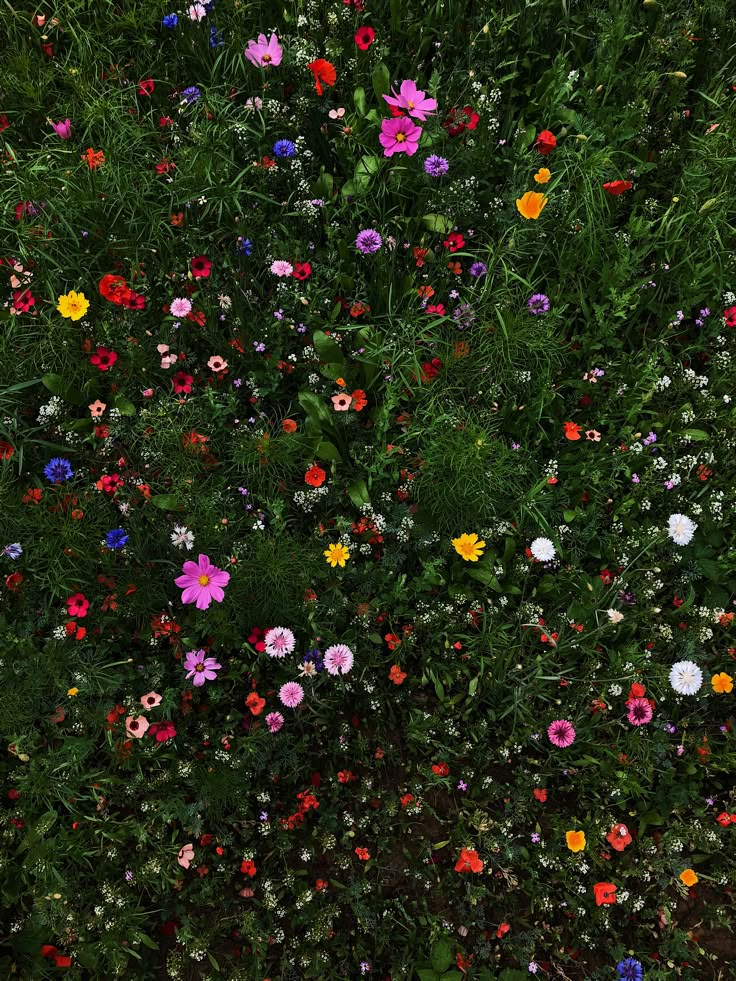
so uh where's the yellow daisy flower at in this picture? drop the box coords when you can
[452,533,486,562]
[324,543,350,568]
[57,289,90,321]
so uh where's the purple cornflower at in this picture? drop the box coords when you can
[527,293,550,315]
[424,154,449,177]
[453,303,475,329]
[355,229,382,254]
[664,722,677,734]
[125,870,134,882]
[469,261,487,278]
[182,86,202,104]
[643,431,657,445]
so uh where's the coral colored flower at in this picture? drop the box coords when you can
[566,830,586,852]
[246,692,266,715]
[389,664,407,684]
[712,672,733,693]
[564,421,582,440]
[379,115,422,157]
[455,847,483,873]
[432,762,450,776]
[332,393,352,411]
[244,33,283,68]
[307,58,336,96]
[183,648,222,686]
[603,180,632,195]
[354,26,375,49]
[351,389,368,411]
[125,715,149,738]
[679,868,698,887]
[535,130,556,155]
[324,543,350,568]
[175,554,230,610]
[516,191,548,220]
[547,719,576,748]
[533,788,547,802]
[83,148,105,169]
[279,681,304,708]
[452,533,486,562]
[88,400,105,417]
[534,167,551,183]
[140,691,162,709]
[207,355,228,372]
[177,843,195,868]
[282,418,297,433]
[56,290,89,320]
[593,882,617,905]
[305,464,326,487]
[383,80,437,121]
[240,859,257,876]
[496,923,510,939]
[606,824,633,851]
[355,847,370,860]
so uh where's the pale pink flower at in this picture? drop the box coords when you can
[140,691,162,709]
[187,3,206,21]
[279,681,304,708]
[207,355,228,372]
[170,297,192,317]
[264,627,296,658]
[126,715,150,738]
[177,843,195,868]
[270,260,293,277]
[266,711,284,732]
[324,643,354,676]
[332,393,352,411]
[244,33,283,68]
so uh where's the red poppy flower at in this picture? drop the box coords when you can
[443,231,465,252]
[305,464,326,487]
[564,421,582,441]
[351,389,367,411]
[292,261,312,280]
[190,255,212,278]
[496,922,511,939]
[307,59,336,96]
[533,788,547,802]
[0,441,14,460]
[536,130,556,155]
[138,78,154,96]
[443,106,479,137]
[99,274,130,305]
[455,848,483,873]
[603,180,632,195]
[606,823,633,851]
[354,26,375,49]
[420,358,443,382]
[593,882,617,905]
[5,572,23,592]
[724,305,736,328]
[90,346,118,371]
[431,761,450,776]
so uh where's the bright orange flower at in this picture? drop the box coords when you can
[389,664,407,685]
[83,148,106,170]
[305,464,326,487]
[455,848,483,873]
[679,869,698,887]
[351,389,368,411]
[564,421,583,440]
[307,59,336,96]
[566,830,586,852]
[245,692,266,716]
[516,190,548,220]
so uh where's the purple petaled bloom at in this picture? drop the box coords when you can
[279,681,304,708]
[383,80,437,120]
[627,697,653,726]
[424,154,449,177]
[175,554,230,610]
[527,293,550,315]
[183,648,223,686]
[182,86,201,104]
[470,261,487,278]
[50,118,72,139]
[547,719,576,748]
[531,832,541,843]
[457,780,468,791]
[356,229,383,254]
[244,32,283,68]
[379,115,422,157]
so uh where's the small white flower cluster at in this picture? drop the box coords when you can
[37,396,64,424]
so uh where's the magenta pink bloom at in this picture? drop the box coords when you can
[383,80,437,121]
[50,118,72,139]
[379,116,422,157]
[324,644,354,676]
[175,554,230,610]
[547,719,576,748]
[266,711,284,732]
[279,681,304,709]
[627,697,653,726]
[183,648,222,686]
[244,32,283,68]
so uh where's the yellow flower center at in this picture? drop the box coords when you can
[408,100,415,109]
[396,133,406,142]
[262,53,271,62]
[198,574,210,586]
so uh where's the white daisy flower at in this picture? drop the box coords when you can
[669,660,703,696]
[667,513,697,546]
[530,537,556,562]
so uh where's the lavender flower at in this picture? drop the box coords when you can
[355,229,382,254]
[424,154,449,176]
[527,293,550,315]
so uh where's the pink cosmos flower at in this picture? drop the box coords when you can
[279,681,304,709]
[175,554,230,610]
[183,648,223,686]
[49,118,72,139]
[126,715,150,738]
[264,627,296,658]
[140,691,162,709]
[177,843,195,869]
[547,719,576,748]
[244,33,283,68]
[266,711,284,732]
[379,115,422,157]
[324,643,354,676]
[383,80,437,121]
[627,697,653,726]
[170,297,192,317]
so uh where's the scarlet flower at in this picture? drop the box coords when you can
[354,26,375,49]
[12,289,35,312]
[533,788,547,802]
[593,882,617,905]
[443,106,479,137]
[354,846,370,860]
[315,879,328,891]
[23,489,43,506]
[420,358,443,382]
[99,274,130,305]
[307,59,336,96]
[96,473,124,495]
[724,305,736,328]
[535,129,556,155]
[385,633,401,651]
[603,180,632,195]
[564,421,582,440]
[5,572,23,591]
[351,389,368,411]
[245,692,266,716]
[431,761,450,776]
[413,247,429,266]
[606,823,633,851]
[190,255,212,279]
[138,78,154,96]
[716,812,736,827]
[496,922,510,939]
[90,346,118,371]
[148,720,177,742]
[305,464,326,487]
[292,261,312,280]
[172,371,194,394]
[443,231,465,252]
[455,848,483,873]
[338,770,356,783]
[0,441,15,460]
[400,792,414,807]
[83,148,105,169]
[389,664,407,685]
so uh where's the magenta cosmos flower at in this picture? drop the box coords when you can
[264,627,296,658]
[324,644,354,676]
[627,697,653,726]
[175,554,230,610]
[547,719,576,748]
[244,33,283,68]
[183,649,222,686]
[279,681,304,708]
[383,80,437,121]
[379,116,422,157]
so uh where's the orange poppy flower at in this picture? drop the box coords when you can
[351,389,367,411]
[563,421,582,440]
[593,882,617,905]
[307,59,336,96]
[282,418,297,433]
[679,869,698,887]
[606,823,632,851]
[389,664,407,685]
[245,692,266,716]
[455,847,483,873]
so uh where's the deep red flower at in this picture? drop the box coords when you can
[12,289,35,312]
[431,761,450,776]
[172,371,194,394]
[148,720,177,742]
[90,346,118,371]
[292,261,312,280]
[443,106,479,138]
[138,78,154,96]
[419,358,443,382]
[190,255,212,279]
[0,441,14,460]
[99,274,130,305]
[603,180,632,195]
[307,59,336,96]
[354,26,375,49]
[724,305,736,328]
[443,231,465,252]
[535,129,556,155]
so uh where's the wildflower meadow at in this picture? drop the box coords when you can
[2,1,736,978]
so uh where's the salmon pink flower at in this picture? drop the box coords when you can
[177,843,195,868]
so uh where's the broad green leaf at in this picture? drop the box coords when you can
[312,330,344,364]
[430,940,453,973]
[423,213,453,234]
[316,440,342,462]
[354,86,367,116]
[150,494,184,511]
[41,372,85,405]
[371,62,391,101]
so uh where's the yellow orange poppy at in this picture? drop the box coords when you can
[516,190,548,220]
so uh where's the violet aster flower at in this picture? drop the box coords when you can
[174,554,230,610]
[279,681,304,708]
[527,293,550,315]
[324,644,354,676]
[547,719,576,748]
[470,261,487,278]
[383,80,437,120]
[183,648,222,686]
[379,116,422,157]
[424,154,449,176]
[244,32,283,68]
[355,229,382,254]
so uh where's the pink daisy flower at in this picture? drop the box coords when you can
[547,719,576,748]
[174,554,230,610]
[379,116,422,157]
[627,697,653,726]
[266,711,284,732]
[270,260,293,277]
[279,681,304,708]
[264,626,296,658]
[170,297,192,317]
[324,643,354,676]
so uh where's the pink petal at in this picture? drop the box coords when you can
[195,589,212,610]
[209,570,230,587]
[181,561,201,577]
[181,584,203,605]
[207,584,224,604]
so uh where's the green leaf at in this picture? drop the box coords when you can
[112,395,136,416]
[430,940,453,974]
[298,390,332,430]
[347,478,370,509]
[423,213,453,234]
[316,441,342,462]
[354,154,380,190]
[150,494,184,511]
[312,330,344,364]
[563,509,576,522]
[41,372,85,405]
[417,971,440,981]
[371,62,391,101]
[682,428,709,441]
[354,86,367,116]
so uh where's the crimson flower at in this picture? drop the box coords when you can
[603,180,632,195]
[190,255,212,278]
[354,26,375,49]
[90,346,118,371]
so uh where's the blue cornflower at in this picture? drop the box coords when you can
[162,13,178,28]
[44,457,74,483]
[303,650,324,672]
[470,261,487,278]
[2,543,23,560]
[424,154,449,177]
[236,237,253,257]
[616,958,643,981]
[209,25,223,47]
[182,86,201,104]
[273,139,296,158]
[105,529,129,550]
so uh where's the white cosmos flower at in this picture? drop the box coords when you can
[530,537,556,561]
[668,513,697,546]
[669,660,703,696]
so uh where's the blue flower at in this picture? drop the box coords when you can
[236,237,253,257]
[162,13,178,28]
[44,457,74,483]
[2,543,23,560]
[617,958,643,981]
[182,86,201,105]
[273,140,296,158]
[209,25,223,47]
[105,529,129,550]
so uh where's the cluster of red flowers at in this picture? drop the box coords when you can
[98,273,145,310]
[281,789,319,830]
